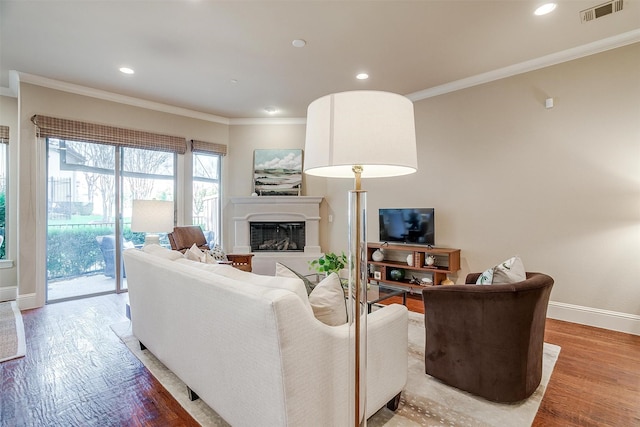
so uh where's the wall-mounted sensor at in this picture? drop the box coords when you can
[545,98,554,109]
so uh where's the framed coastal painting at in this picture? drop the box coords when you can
[253,149,303,196]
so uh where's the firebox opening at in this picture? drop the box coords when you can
[250,221,305,252]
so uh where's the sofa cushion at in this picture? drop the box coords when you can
[308,273,347,326]
[275,262,315,295]
[175,258,313,313]
[141,244,184,261]
[476,255,526,285]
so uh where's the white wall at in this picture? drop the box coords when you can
[322,42,640,332]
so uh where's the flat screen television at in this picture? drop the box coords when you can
[379,208,435,246]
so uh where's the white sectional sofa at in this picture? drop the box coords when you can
[123,245,408,426]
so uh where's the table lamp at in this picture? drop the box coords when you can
[304,90,417,426]
[131,199,174,246]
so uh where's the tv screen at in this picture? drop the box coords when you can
[379,208,435,246]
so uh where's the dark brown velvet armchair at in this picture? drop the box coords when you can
[421,272,554,402]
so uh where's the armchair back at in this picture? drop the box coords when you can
[422,272,554,402]
[168,226,209,253]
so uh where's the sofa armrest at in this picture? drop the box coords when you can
[364,303,408,418]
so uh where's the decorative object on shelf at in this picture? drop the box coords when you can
[389,268,405,281]
[425,254,436,267]
[373,271,382,280]
[442,278,454,286]
[422,277,433,285]
[253,149,302,196]
[372,248,385,262]
[304,90,417,426]
[409,275,421,285]
[406,254,414,266]
[366,243,461,286]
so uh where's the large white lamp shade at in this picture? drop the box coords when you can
[304,90,417,178]
[131,200,174,246]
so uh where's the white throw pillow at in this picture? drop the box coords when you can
[308,273,347,326]
[275,262,315,295]
[476,255,526,285]
[492,255,526,284]
[185,243,203,262]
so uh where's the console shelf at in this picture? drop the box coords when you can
[367,242,461,288]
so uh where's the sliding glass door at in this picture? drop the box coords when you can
[46,139,174,302]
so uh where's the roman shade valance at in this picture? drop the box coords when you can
[191,139,227,156]
[31,115,186,154]
[0,125,8,144]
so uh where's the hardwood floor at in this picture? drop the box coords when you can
[1,292,639,426]
[0,294,199,427]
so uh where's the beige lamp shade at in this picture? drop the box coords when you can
[131,200,174,234]
[304,90,418,178]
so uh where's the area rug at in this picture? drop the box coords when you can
[0,301,26,363]
[111,312,560,426]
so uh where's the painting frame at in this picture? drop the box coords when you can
[253,149,303,196]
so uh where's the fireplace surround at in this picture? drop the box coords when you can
[231,196,323,275]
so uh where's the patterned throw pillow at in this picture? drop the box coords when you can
[476,255,526,285]
[209,244,228,262]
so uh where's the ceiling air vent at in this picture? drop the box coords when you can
[580,0,624,23]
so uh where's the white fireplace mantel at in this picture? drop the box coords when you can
[230,196,323,206]
[231,196,323,275]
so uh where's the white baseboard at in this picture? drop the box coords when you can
[0,286,17,302]
[16,293,40,311]
[548,300,640,336]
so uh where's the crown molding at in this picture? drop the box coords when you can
[407,29,640,102]
[228,117,306,125]
[14,72,230,125]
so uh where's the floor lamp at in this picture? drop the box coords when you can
[131,200,175,246]
[303,91,417,426]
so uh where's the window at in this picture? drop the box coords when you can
[0,125,8,260]
[193,152,221,246]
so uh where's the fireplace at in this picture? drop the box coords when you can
[250,221,305,252]
[231,196,323,275]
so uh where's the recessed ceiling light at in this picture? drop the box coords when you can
[264,106,277,114]
[292,39,306,48]
[356,73,369,80]
[119,67,135,75]
[534,3,557,15]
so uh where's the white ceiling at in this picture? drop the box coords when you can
[1,1,639,120]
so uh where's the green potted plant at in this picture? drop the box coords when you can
[309,251,348,276]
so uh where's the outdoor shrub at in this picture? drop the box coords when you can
[47,226,112,279]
